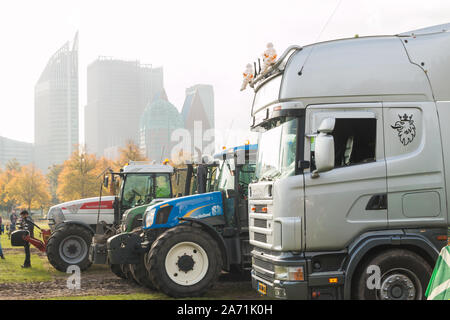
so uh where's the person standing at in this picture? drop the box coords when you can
[9,210,17,233]
[0,215,4,259]
[19,210,34,268]
[0,232,4,259]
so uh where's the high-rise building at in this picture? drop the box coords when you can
[139,90,184,161]
[181,84,215,154]
[84,58,163,156]
[34,33,79,172]
[0,136,34,168]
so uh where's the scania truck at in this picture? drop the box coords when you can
[247,24,450,300]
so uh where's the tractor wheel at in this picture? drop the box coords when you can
[120,264,139,284]
[147,225,222,298]
[46,223,92,272]
[353,248,432,300]
[130,253,156,289]
[110,264,126,279]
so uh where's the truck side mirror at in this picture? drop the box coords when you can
[313,118,335,177]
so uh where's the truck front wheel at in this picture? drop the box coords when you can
[147,225,222,298]
[353,248,432,300]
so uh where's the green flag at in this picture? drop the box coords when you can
[426,246,450,300]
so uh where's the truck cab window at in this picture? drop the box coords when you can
[332,118,376,167]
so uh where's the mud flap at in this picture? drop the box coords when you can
[11,230,29,247]
[107,232,142,265]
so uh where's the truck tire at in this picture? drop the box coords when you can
[130,253,156,289]
[147,225,223,298]
[110,264,126,279]
[353,248,432,300]
[46,223,92,272]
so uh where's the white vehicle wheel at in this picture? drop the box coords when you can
[59,235,88,265]
[147,225,223,298]
[165,241,209,286]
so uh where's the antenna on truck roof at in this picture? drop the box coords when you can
[299,0,343,76]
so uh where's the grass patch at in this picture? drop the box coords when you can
[0,226,59,283]
[0,251,54,283]
[1,231,13,249]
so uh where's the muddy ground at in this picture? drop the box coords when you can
[0,248,260,300]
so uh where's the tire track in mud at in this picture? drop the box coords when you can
[0,273,148,300]
[0,247,258,300]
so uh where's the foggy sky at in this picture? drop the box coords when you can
[0,0,449,149]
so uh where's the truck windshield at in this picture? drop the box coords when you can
[256,117,298,181]
[121,173,171,208]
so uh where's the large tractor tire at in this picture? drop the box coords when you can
[130,253,156,289]
[120,264,139,284]
[110,264,126,279]
[147,225,223,298]
[46,223,92,272]
[353,248,432,300]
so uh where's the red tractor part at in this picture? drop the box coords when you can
[10,229,51,252]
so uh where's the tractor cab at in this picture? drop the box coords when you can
[104,162,174,228]
[115,161,219,233]
[212,145,257,229]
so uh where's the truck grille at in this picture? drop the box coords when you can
[253,218,267,228]
[253,257,274,281]
[254,232,267,243]
[253,258,274,271]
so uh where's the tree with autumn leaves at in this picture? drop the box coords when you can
[0,160,51,212]
[0,141,148,214]
[55,141,147,203]
[115,139,148,168]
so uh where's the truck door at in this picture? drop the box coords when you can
[383,102,447,228]
[304,103,387,251]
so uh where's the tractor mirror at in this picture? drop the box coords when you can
[226,189,237,199]
[103,175,109,188]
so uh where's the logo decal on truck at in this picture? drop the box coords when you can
[391,114,416,146]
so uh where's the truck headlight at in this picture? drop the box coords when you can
[145,208,156,228]
[274,266,305,281]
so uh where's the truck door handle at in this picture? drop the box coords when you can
[365,194,387,210]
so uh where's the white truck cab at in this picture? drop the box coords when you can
[248,23,450,300]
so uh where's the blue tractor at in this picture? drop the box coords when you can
[107,144,257,297]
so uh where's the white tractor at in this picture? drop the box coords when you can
[45,162,174,272]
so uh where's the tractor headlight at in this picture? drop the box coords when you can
[47,207,65,230]
[145,208,157,228]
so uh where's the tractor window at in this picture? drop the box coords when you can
[155,174,171,198]
[216,160,235,192]
[206,166,218,193]
[238,163,256,197]
[172,169,187,197]
[331,118,376,168]
[121,174,154,208]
